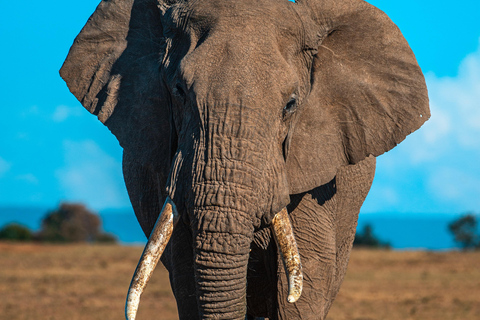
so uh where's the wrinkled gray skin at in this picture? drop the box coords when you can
[60,0,429,318]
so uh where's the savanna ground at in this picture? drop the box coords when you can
[0,243,479,320]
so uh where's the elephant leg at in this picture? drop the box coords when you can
[276,156,376,319]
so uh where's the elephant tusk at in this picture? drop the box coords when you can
[271,207,303,303]
[125,197,180,320]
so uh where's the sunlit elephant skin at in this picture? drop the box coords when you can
[60,0,430,318]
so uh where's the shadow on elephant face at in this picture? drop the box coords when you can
[60,0,429,318]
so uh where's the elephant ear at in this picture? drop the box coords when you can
[60,0,174,228]
[286,0,430,194]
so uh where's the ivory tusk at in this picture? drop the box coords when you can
[125,197,180,320]
[271,207,303,303]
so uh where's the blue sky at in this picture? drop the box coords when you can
[1,0,479,214]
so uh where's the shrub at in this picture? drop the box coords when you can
[448,213,480,251]
[354,224,390,249]
[0,223,33,241]
[36,203,117,243]
[95,232,118,243]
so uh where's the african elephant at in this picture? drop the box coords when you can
[60,0,429,318]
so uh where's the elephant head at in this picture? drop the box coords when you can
[60,0,429,319]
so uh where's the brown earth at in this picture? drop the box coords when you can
[328,249,480,320]
[0,243,479,320]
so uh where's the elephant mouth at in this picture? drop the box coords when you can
[124,197,303,320]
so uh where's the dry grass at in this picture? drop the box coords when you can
[328,249,480,320]
[0,243,177,320]
[1,243,479,319]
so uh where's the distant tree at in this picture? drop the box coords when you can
[36,203,117,243]
[354,224,390,249]
[448,213,480,251]
[0,223,33,241]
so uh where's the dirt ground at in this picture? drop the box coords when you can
[0,243,479,320]
[328,249,480,320]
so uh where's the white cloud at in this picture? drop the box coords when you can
[56,140,130,210]
[52,105,84,122]
[16,173,39,185]
[20,105,40,117]
[0,156,11,177]
[401,42,480,165]
[424,45,480,151]
[366,38,480,213]
[428,167,480,205]
[364,185,400,212]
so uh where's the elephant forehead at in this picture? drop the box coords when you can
[169,3,303,104]
[171,0,305,44]
[179,40,298,107]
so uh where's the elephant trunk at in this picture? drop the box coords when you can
[193,207,304,318]
[188,124,261,317]
[194,215,252,319]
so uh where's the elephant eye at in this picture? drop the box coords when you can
[172,84,186,99]
[283,94,298,119]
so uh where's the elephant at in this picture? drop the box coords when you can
[60,0,429,318]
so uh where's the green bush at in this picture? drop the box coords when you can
[0,223,33,241]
